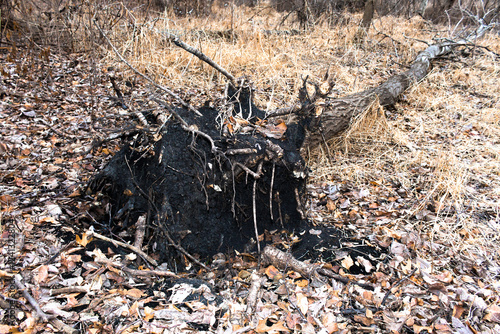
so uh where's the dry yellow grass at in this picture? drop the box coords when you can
[91,3,500,277]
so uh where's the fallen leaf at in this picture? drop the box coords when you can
[285,312,301,330]
[76,233,92,247]
[0,270,15,278]
[341,255,354,270]
[36,265,49,283]
[0,194,14,205]
[434,270,453,283]
[356,256,374,273]
[296,292,308,315]
[143,306,154,321]
[353,314,374,326]
[256,319,290,333]
[484,304,500,323]
[265,265,281,280]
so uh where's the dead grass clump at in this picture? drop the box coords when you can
[328,98,393,155]
[307,98,410,185]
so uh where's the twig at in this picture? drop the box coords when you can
[151,97,220,153]
[379,267,418,308]
[262,245,314,278]
[44,241,77,265]
[109,76,150,127]
[402,33,430,46]
[266,104,300,118]
[317,268,374,290]
[6,279,78,333]
[14,274,52,322]
[50,287,88,296]
[50,319,79,334]
[39,119,73,139]
[109,75,128,109]
[234,162,262,179]
[133,214,147,250]
[252,162,263,257]
[294,187,306,220]
[161,225,210,271]
[93,19,202,117]
[87,227,158,266]
[117,320,142,334]
[262,246,375,290]
[0,293,27,308]
[283,274,308,321]
[269,162,275,220]
[245,273,264,315]
[94,257,178,278]
[252,180,259,256]
[122,266,178,277]
[160,30,236,84]
[226,148,258,155]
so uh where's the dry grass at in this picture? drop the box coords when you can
[88,3,500,277]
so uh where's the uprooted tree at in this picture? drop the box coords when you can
[88,18,492,266]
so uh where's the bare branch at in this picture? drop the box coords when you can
[93,19,203,117]
[14,275,52,322]
[160,30,236,84]
[87,227,158,266]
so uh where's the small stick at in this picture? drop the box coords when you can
[161,229,210,271]
[94,258,178,278]
[317,268,374,290]
[379,267,418,308]
[253,162,264,257]
[269,162,275,220]
[235,162,262,179]
[87,227,158,266]
[283,273,307,321]
[93,19,202,117]
[14,274,51,322]
[44,241,77,265]
[226,148,258,155]
[266,104,301,118]
[39,119,72,139]
[122,267,178,278]
[0,293,27,308]
[294,187,306,220]
[50,319,79,334]
[262,246,375,290]
[245,273,264,315]
[161,31,236,84]
[133,214,147,250]
[50,287,88,296]
[253,179,260,257]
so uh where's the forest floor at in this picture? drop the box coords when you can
[1,4,500,334]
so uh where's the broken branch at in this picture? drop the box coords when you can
[160,30,236,84]
[87,227,158,266]
[93,19,203,117]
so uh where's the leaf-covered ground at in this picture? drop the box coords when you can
[1,8,500,334]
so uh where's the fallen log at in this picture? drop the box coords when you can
[301,19,491,151]
[88,19,492,267]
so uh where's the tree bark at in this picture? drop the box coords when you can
[301,32,487,151]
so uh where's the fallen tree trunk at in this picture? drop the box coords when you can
[301,20,491,150]
[88,20,491,266]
